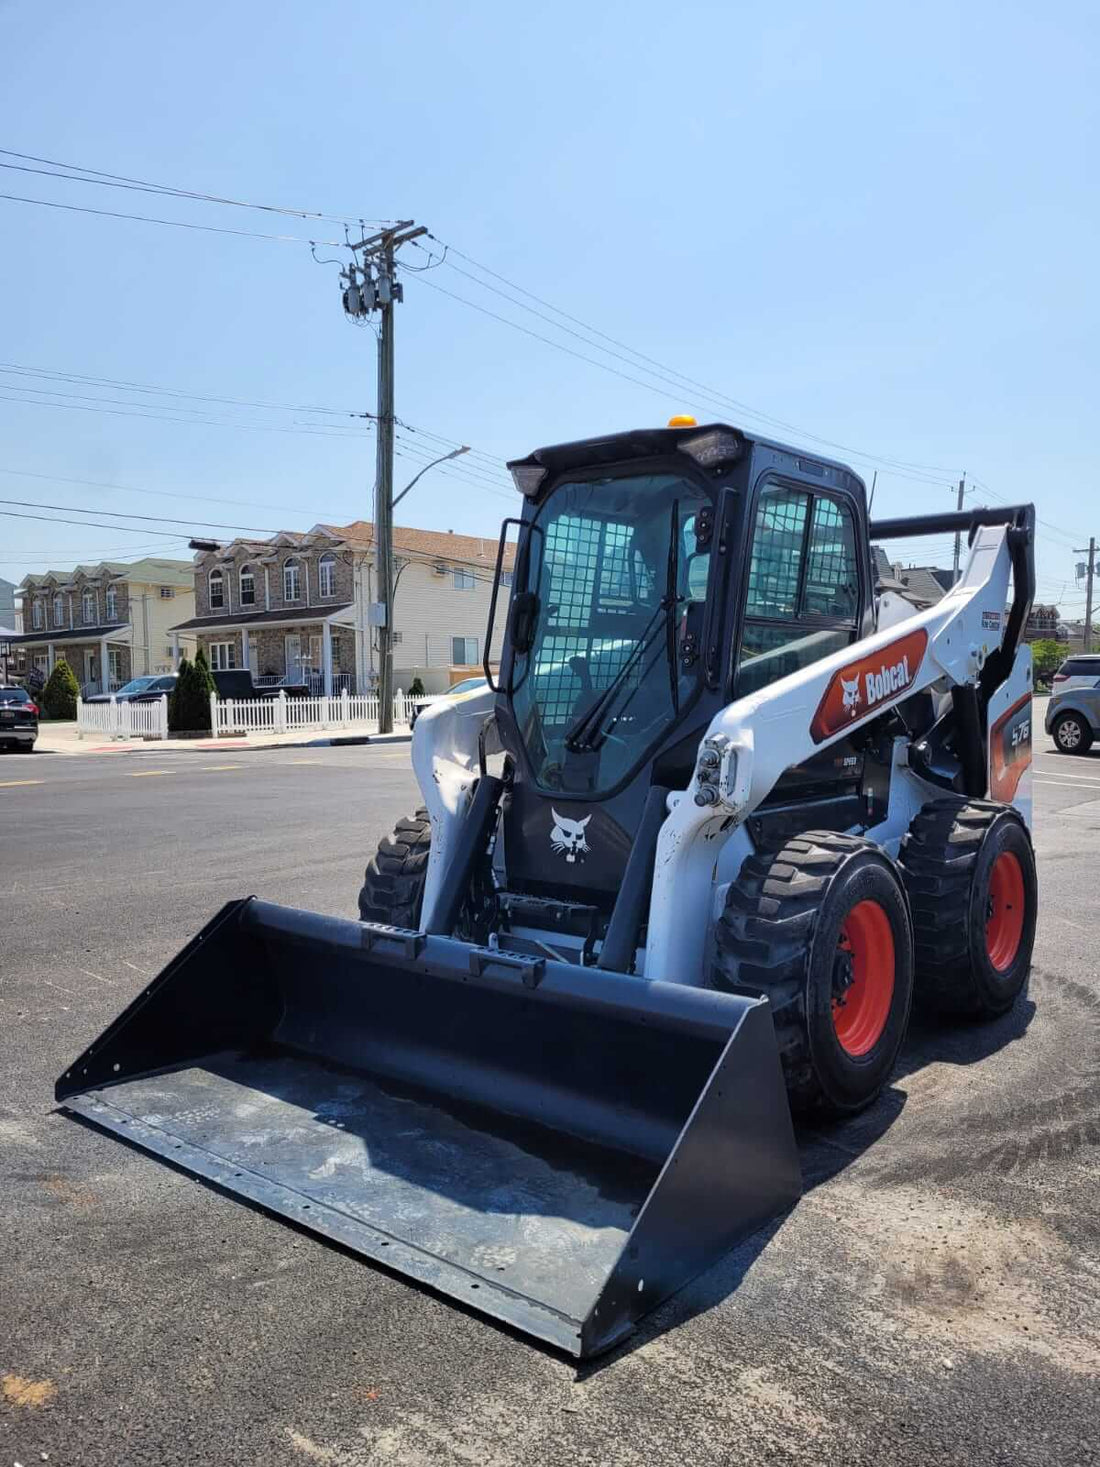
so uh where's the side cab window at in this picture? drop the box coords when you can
[737,482,861,697]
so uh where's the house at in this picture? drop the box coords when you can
[168,519,515,695]
[871,548,954,610]
[11,559,196,695]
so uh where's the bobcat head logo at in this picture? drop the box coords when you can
[550,809,591,864]
[841,674,861,716]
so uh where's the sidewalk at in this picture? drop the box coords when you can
[34,721,412,757]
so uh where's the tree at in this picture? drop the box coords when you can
[167,656,190,733]
[168,650,216,732]
[1029,638,1062,689]
[41,658,79,720]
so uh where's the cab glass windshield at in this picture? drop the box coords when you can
[510,471,711,794]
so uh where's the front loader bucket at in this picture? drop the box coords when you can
[56,899,801,1357]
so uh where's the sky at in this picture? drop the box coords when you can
[1,0,1098,614]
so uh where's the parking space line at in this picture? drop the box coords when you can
[0,778,43,788]
[1034,777,1100,791]
[203,764,243,772]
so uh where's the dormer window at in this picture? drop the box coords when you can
[53,592,65,626]
[239,565,256,606]
[82,588,96,625]
[32,600,43,629]
[209,568,225,610]
[105,583,118,620]
[318,553,336,598]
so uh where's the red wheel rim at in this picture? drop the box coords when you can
[833,900,895,1056]
[986,851,1025,971]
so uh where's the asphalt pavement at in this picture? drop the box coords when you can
[1,732,1098,1466]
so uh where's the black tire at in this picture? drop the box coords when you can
[714,832,915,1114]
[900,799,1037,1019]
[358,808,431,926]
[1052,711,1092,754]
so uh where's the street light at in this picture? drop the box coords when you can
[391,446,470,509]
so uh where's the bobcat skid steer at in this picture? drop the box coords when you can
[57,420,1038,1358]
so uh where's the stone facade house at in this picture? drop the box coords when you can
[170,520,515,695]
[12,558,196,694]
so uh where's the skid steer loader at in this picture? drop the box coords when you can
[58,420,1038,1357]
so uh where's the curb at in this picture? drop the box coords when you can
[34,731,413,757]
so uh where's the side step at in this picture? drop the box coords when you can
[56,898,801,1357]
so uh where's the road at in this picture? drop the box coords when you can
[1,734,1098,1467]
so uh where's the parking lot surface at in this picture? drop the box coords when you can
[1,733,1098,1466]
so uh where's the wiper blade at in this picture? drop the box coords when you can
[562,598,673,753]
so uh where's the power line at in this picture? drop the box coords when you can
[0,508,206,537]
[421,236,961,483]
[0,386,375,438]
[0,190,346,246]
[0,148,392,226]
[0,496,281,534]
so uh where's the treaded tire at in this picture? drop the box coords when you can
[714,831,914,1115]
[1052,711,1092,754]
[358,808,431,926]
[900,799,1037,1019]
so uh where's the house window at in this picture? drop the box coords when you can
[159,586,174,599]
[32,600,43,629]
[499,570,513,588]
[105,583,118,620]
[284,558,301,602]
[53,593,65,626]
[453,568,476,590]
[209,569,225,610]
[239,565,256,606]
[318,553,336,598]
[452,636,478,664]
[108,648,122,684]
[82,588,96,625]
[209,641,237,671]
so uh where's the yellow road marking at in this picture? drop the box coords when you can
[0,778,43,787]
[127,770,177,777]
[203,764,243,771]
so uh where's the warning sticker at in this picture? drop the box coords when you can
[982,610,1003,632]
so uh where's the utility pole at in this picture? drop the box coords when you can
[341,221,426,731]
[1075,538,1096,653]
[952,474,966,583]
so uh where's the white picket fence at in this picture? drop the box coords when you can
[76,694,169,741]
[210,688,412,738]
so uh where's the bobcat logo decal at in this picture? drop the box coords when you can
[550,809,591,864]
[841,674,862,716]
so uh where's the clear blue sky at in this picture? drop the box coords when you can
[2,0,1097,612]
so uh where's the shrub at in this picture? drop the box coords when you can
[168,651,216,732]
[167,656,190,732]
[41,658,79,720]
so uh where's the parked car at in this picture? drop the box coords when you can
[0,685,39,752]
[1045,654,1100,753]
[408,676,488,728]
[84,674,178,705]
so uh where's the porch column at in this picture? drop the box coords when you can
[47,642,56,674]
[321,619,333,697]
[100,635,110,693]
[171,632,180,669]
[241,629,250,671]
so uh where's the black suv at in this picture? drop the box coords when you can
[0,686,39,751]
